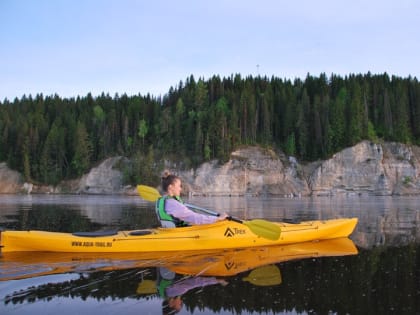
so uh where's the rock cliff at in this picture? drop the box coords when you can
[179,146,310,196]
[0,162,24,194]
[1,141,420,196]
[308,141,420,196]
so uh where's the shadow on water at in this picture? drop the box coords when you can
[1,194,420,314]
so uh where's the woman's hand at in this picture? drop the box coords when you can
[217,213,229,221]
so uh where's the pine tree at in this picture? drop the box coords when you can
[40,119,66,184]
[330,87,347,152]
[138,119,148,148]
[296,88,310,159]
[347,80,364,145]
[71,121,92,176]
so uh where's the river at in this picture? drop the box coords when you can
[0,194,419,314]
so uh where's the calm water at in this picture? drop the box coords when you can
[0,194,419,314]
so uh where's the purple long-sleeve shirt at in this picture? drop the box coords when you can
[165,277,221,297]
[165,198,219,225]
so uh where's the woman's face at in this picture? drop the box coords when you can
[168,178,182,197]
[168,296,183,312]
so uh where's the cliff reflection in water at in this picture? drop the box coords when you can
[198,195,420,249]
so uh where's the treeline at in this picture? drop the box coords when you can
[1,72,419,185]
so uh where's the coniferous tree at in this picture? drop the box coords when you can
[296,88,310,159]
[408,78,420,143]
[22,136,31,181]
[330,87,347,152]
[383,88,394,139]
[347,80,364,145]
[313,95,323,157]
[71,121,92,177]
[260,83,273,144]
[138,119,148,148]
[174,98,186,152]
[209,97,230,160]
[39,119,66,185]
[393,79,411,143]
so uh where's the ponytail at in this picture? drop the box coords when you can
[161,170,180,193]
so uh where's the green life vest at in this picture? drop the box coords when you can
[157,278,173,298]
[155,196,188,227]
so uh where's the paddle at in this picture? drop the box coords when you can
[136,185,281,241]
[136,279,157,295]
[242,265,282,286]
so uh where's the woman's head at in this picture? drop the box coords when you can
[161,171,182,196]
[162,296,182,314]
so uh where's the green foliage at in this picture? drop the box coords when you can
[0,73,419,185]
[284,133,296,156]
[71,121,92,177]
[367,121,378,142]
[39,118,66,185]
[138,119,148,146]
[126,146,160,186]
[403,176,412,185]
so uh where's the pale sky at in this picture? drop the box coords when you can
[1,0,419,100]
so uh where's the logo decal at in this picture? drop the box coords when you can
[224,261,235,270]
[224,227,246,237]
[224,227,235,237]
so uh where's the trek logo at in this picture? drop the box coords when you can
[224,261,235,270]
[224,227,246,237]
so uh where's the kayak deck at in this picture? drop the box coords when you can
[0,218,358,253]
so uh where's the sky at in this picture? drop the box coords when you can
[1,0,419,101]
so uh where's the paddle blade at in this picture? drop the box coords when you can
[242,265,282,286]
[137,185,161,202]
[136,279,157,295]
[243,219,281,241]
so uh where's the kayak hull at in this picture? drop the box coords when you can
[0,218,358,253]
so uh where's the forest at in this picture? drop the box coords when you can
[0,72,419,186]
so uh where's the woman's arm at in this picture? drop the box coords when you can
[165,199,220,225]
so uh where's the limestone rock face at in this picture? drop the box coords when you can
[381,142,420,195]
[180,146,310,197]
[0,162,23,193]
[77,157,128,194]
[308,141,420,196]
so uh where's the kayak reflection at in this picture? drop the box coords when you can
[1,237,357,281]
[1,237,357,282]
[1,238,357,310]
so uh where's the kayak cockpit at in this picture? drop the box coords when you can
[72,230,154,237]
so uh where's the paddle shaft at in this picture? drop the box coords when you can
[183,203,220,217]
[163,204,265,227]
[227,216,243,223]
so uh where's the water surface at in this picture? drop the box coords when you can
[0,194,419,314]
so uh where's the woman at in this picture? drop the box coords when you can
[156,171,228,227]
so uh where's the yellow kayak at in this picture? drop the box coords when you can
[0,237,357,281]
[0,218,357,253]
